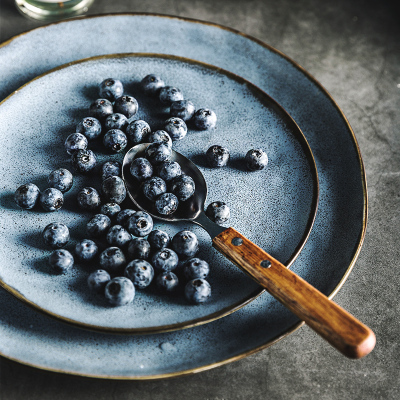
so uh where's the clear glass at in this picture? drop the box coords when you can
[15,0,94,21]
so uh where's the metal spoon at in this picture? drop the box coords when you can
[122,144,375,359]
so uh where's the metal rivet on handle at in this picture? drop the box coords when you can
[231,237,243,246]
[260,260,272,268]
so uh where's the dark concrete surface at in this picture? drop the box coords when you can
[0,0,399,398]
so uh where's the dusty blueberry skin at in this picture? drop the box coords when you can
[102,175,126,204]
[99,247,127,274]
[145,142,172,165]
[88,99,114,121]
[101,161,121,181]
[113,95,138,118]
[99,78,124,102]
[185,278,211,304]
[40,188,64,212]
[147,229,170,251]
[168,174,195,201]
[42,222,70,249]
[141,74,165,95]
[156,271,179,292]
[76,116,102,140]
[206,145,230,168]
[71,149,97,174]
[86,213,111,237]
[75,239,98,262]
[100,202,121,219]
[183,258,210,280]
[127,237,151,260]
[103,129,128,153]
[126,211,153,237]
[205,201,230,225]
[104,276,135,307]
[126,120,151,145]
[164,117,187,141]
[87,269,111,293]
[130,157,153,182]
[245,148,269,171]
[64,133,88,155]
[104,113,129,132]
[106,225,132,248]
[151,248,179,272]
[170,100,195,121]
[77,187,101,210]
[142,176,167,201]
[159,86,184,105]
[115,209,137,226]
[14,183,40,210]
[171,230,199,259]
[48,168,73,193]
[125,259,154,289]
[155,192,179,215]
[192,108,217,130]
[49,249,74,274]
[146,130,172,148]
[157,161,182,182]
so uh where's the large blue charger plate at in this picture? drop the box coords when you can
[0,14,366,378]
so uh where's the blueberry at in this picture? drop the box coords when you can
[157,161,182,182]
[89,99,113,121]
[49,249,74,274]
[171,230,199,259]
[115,209,137,226]
[126,120,151,145]
[146,130,172,148]
[101,161,121,181]
[48,168,73,193]
[206,145,230,167]
[77,187,101,210]
[99,247,127,274]
[86,213,111,237]
[145,142,172,165]
[130,157,153,182]
[142,176,167,201]
[170,100,195,121]
[245,148,268,171]
[103,129,128,153]
[205,201,230,225]
[42,222,70,248]
[75,239,98,262]
[126,211,153,237]
[147,229,170,251]
[151,248,179,272]
[99,78,124,101]
[104,113,129,131]
[40,188,64,212]
[164,117,187,141]
[156,272,179,292]
[183,258,209,280]
[100,202,121,219]
[125,259,154,289]
[141,74,165,95]
[155,193,178,215]
[14,183,40,209]
[185,279,211,303]
[87,269,111,293]
[105,277,135,306]
[168,174,195,201]
[64,133,88,155]
[113,95,138,118]
[71,149,97,174]
[101,176,126,204]
[76,116,102,139]
[127,237,151,260]
[106,225,132,248]
[192,108,217,130]
[159,86,184,105]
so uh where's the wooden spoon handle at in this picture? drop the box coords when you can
[213,227,375,359]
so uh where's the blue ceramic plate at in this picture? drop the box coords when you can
[0,14,366,379]
[0,53,318,333]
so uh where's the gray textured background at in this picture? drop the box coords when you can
[0,0,399,398]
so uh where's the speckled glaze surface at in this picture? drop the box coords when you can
[0,14,366,379]
[0,54,318,333]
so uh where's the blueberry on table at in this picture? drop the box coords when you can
[100,202,121,219]
[87,269,111,293]
[75,239,98,262]
[99,247,127,274]
[40,188,64,212]
[126,211,153,237]
[101,161,121,181]
[105,277,135,307]
[142,176,167,201]
[125,259,154,289]
[14,183,40,210]
[130,157,153,182]
[156,272,179,292]
[103,129,128,153]
[171,230,199,259]
[205,145,230,167]
[77,187,101,210]
[101,175,126,204]
[245,148,268,171]
[106,225,132,248]
[126,120,151,145]
[48,168,73,193]
[145,142,172,165]
[64,133,88,155]
[170,100,195,121]
[76,116,102,140]
[151,248,179,272]
[168,174,195,201]
[183,258,210,280]
[205,201,230,225]
[113,95,138,118]
[185,278,211,304]
[192,108,217,130]
[141,74,165,95]
[104,113,129,132]
[49,249,74,274]
[71,149,97,174]
[86,214,111,237]
[155,193,179,215]
[115,209,137,227]
[159,86,184,105]
[157,161,182,182]
[42,222,70,249]
[127,237,151,260]
[147,229,170,251]
[146,130,172,148]
[89,99,113,121]
[99,78,124,102]
[164,117,187,141]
